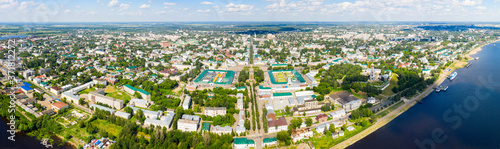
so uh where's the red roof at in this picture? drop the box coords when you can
[52,102,68,109]
[51,86,62,90]
[268,117,287,127]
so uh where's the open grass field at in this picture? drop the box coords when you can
[310,125,370,148]
[79,88,96,94]
[107,91,131,101]
[382,74,398,96]
[91,119,123,137]
[104,86,131,101]
[104,86,118,93]
[375,101,403,119]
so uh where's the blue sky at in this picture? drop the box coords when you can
[0,0,499,22]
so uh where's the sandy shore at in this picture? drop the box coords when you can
[466,39,500,59]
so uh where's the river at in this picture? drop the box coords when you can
[0,117,74,149]
[0,35,29,40]
[349,41,500,149]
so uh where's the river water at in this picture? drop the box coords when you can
[0,117,74,149]
[0,35,29,40]
[349,41,500,149]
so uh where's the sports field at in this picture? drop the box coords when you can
[268,70,305,84]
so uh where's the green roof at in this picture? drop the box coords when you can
[127,66,137,69]
[236,86,246,89]
[273,92,292,97]
[272,64,287,67]
[202,123,210,131]
[234,138,255,145]
[259,85,271,90]
[263,137,277,143]
[124,84,151,95]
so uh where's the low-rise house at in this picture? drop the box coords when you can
[268,117,288,133]
[329,109,346,120]
[233,138,255,149]
[90,104,115,114]
[51,102,68,112]
[292,128,313,143]
[347,126,355,131]
[144,112,175,129]
[129,98,151,108]
[115,111,131,119]
[262,137,278,147]
[316,113,328,123]
[237,93,244,109]
[203,107,226,117]
[211,125,232,135]
[182,95,191,110]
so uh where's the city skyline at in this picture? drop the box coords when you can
[0,0,498,23]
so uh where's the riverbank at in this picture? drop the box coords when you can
[333,39,499,149]
[466,39,500,59]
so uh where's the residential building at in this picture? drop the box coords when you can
[88,89,124,109]
[182,95,191,110]
[268,117,288,133]
[211,125,232,135]
[177,114,200,132]
[123,84,151,100]
[316,113,328,123]
[233,138,255,149]
[328,91,362,111]
[51,102,68,112]
[203,107,226,117]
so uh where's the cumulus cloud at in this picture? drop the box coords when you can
[108,0,118,7]
[18,1,36,10]
[226,3,254,12]
[119,3,130,10]
[436,0,482,6]
[0,0,19,9]
[163,2,176,6]
[64,9,71,13]
[139,4,150,9]
[475,6,486,9]
[201,1,213,5]
[197,9,211,13]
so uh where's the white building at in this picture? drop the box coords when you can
[203,107,226,117]
[177,114,200,132]
[211,125,232,135]
[182,95,191,110]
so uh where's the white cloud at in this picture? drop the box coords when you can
[108,0,118,7]
[139,4,150,9]
[0,0,19,9]
[475,6,486,9]
[64,9,70,13]
[163,2,176,6]
[76,6,81,8]
[119,3,129,10]
[437,0,482,6]
[18,1,36,10]
[197,9,211,13]
[156,10,166,14]
[226,3,254,12]
[201,1,213,5]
